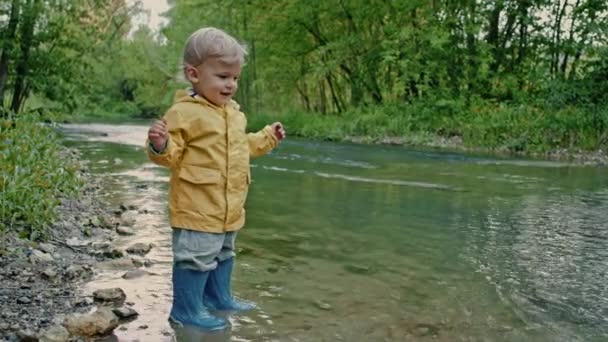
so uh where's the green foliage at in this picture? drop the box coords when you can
[250,98,608,153]
[0,112,81,239]
[0,0,606,155]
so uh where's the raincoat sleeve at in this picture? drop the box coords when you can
[248,125,279,158]
[146,110,188,168]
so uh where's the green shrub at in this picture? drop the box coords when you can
[0,112,82,239]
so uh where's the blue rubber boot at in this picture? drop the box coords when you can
[204,258,256,311]
[169,265,228,331]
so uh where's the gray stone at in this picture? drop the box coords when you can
[122,269,151,280]
[112,307,138,319]
[16,329,38,341]
[38,243,56,254]
[126,243,151,256]
[42,267,58,279]
[29,250,54,264]
[314,299,332,311]
[66,238,88,247]
[116,226,134,236]
[38,325,69,342]
[17,296,31,304]
[64,307,119,337]
[93,288,126,306]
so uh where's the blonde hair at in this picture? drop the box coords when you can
[183,27,247,69]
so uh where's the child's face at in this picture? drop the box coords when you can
[188,57,241,106]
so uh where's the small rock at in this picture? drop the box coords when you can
[93,288,126,306]
[112,307,139,319]
[66,238,88,247]
[39,325,69,342]
[98,214,116,229]
[343,264,373,275]
[38,243,56,254]
[64,265,92,280]
[64,307,119,337]
[313,300,332,311]
[102,248,124,259]
[116,226,134,236]
[138,325,148,330]
[126,243,152,256]
[16,329,37,341]
[88,216,101,227]
[17,296,31,304]
[131,258,144,268]
[73,297,94,307]
[122,269,151,279]
[120,211,138,227]
[29,250,54,264]
[43,267,58,279]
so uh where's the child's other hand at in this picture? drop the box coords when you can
[148,119,168,151]
[271,122,286,141]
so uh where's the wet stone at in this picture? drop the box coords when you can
[314,300,332,311]
[38,324,70,342]
[343,264,374,275]
[126,243,152,256]
[38,243,56,254]
[73,297,94,307]
[102,248,124,259]
[43,267,58,279]
[131,258,144,268]
[93,288,126,307]
[29,250,54,264]
[116,226,135,236]
[122,269,151,280]
[112,307,138,319]
[16,296,31,304]
[16,329,37,341]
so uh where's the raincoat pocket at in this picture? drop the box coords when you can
[176,165,223,216]
[178,165,221,184]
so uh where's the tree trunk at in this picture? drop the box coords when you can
[11,0,41,113]
[0,0,20,114]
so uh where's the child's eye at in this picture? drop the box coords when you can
[218,75,227,79]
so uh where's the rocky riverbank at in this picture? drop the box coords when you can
[0,148,149,342]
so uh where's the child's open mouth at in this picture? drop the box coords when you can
[220,92,232,97]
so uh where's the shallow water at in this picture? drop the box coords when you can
[61,123,608,342]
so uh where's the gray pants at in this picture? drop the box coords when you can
[172,228,237,272]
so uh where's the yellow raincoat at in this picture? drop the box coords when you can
[147,90,278,232]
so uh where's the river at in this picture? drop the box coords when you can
[61,123,608,342]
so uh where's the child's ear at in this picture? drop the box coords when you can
[185,65,199,83]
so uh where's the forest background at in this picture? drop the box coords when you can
[0,0,607,152]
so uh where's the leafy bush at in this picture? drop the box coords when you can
[0,112,82,239]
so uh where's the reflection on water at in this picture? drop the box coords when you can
[61,124,608,341]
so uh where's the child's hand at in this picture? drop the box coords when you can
[148,119,168,151]
[271,122,286,141]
